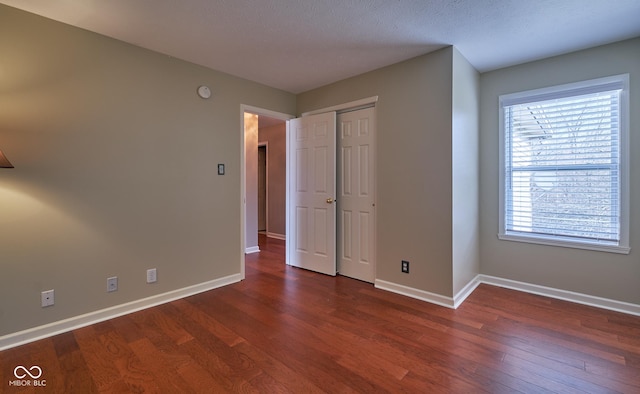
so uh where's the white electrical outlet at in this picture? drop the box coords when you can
[107,276,118,292]
[147,268,157,284]
[41,289,54,307]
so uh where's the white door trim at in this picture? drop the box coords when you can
[301,96,378,117]
[240,105,294,279]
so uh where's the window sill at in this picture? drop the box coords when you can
[498,233,630,255]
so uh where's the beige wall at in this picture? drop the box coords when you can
[479,37,640,304]
[0,5,295,336]
[298,47,458,296]
[258,123,286,237]
[452,48,480,296]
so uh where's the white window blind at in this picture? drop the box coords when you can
[500,75,629,252]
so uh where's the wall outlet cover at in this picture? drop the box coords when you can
[107,276,118,292]
[41,289,55,307]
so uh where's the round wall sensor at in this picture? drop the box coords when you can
[197,85,211,99]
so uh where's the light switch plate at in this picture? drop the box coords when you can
[147,268,157,284]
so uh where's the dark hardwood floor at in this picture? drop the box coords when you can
[2,234,639,393]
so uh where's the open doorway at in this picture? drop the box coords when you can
[246,115,286,250]
[241,97,377,282]
[240,105,293,278]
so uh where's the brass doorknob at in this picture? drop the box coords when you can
[326,197,335,204]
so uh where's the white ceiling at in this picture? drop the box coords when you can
[2,0,640,94]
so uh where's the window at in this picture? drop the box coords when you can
[499,75,629,254]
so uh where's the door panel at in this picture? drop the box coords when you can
[337,108,375,283]
[288,112,337,276]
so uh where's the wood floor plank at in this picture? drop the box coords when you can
[178,337,256,393]
[480,298,634,356]
[171,298,245,347]
[73,325,150,392]
[505,344,639,393]
[472,364,558,394]
[127,337,191,392]
[231,341,326,394]
[2,234,640,393]
[52,331,98,393]
[488,315,627,366]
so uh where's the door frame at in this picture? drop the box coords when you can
[301,96,379,117]
[240,104,294,280]
[239,96,378,280]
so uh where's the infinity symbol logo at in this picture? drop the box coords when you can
[14,365,43,379]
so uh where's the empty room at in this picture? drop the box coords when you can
[1,1,639,392]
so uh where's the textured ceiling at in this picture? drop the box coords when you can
[2,0,640,93]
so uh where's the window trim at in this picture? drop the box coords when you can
[498,74,630,254]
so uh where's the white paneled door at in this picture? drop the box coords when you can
[337,108,376,283]
[287,112,337,276]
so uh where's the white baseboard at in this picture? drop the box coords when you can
[375,280,456,309]
[453,276,482,308]
[266,232,286,241]
[0,274,242,351]
[4,272,638,351]
[245,246,260,254]
[375,274,640,317]
[478,275,640,317]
